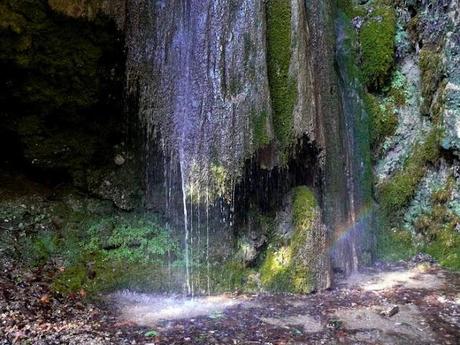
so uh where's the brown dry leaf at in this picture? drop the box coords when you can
[79,288,87,298]
[39,294,50,304]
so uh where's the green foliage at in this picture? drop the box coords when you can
[377,177,459,271]
[379,129,441,216]
[364,92,398,153]
[419,49,443,116]
[360,3,396,88]
[85,214,177,264]
[15,210,179,295]
[266,0,297,152]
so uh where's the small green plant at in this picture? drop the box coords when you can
[85,214,177,264]
[50,213,179,295]
[145,330,158,337]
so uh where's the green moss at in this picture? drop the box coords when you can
[20,231,60,266]
[360,3,396,88]
[266,0,297,153]
[260,246,292,291]
[252,110,271,148]
[426,229,460,270]
[376,227,416,261]
[364,92,398,154]
[259,186,317,293]
[292,186,317,231]
[338,0,367,18]
[419,49,443,116]
[412,180,460,271]
[212,260,253,292]
[379,129,441,216]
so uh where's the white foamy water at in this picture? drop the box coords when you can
[110,291,245,325]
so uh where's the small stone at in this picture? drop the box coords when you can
[383,305,399,317]
[114,154,126,166]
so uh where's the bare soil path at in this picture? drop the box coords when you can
[1,259,459,344]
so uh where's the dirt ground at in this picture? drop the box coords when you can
[1,258,459,344]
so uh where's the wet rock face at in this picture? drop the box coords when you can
[126,0,372,289]
[126,0,271,190]
[442,1,460,156]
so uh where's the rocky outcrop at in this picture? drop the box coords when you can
[0,0,133,209]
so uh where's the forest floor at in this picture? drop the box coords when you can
[1,256,459,345]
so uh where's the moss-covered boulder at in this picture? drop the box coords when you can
[260,186,330,293]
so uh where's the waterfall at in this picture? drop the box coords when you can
[332,11,374,273]
[125,0,374,293]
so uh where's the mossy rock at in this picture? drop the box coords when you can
[364,93,398,155]
[360,2,396,89]
[419,48,443,116]
[260,186,328,293]
[379,129,441,217]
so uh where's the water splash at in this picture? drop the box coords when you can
[112,291,245,325]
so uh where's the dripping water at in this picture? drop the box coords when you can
[179,149,191,295]
[206,186,210,295]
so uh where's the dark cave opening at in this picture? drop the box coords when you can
[234,135,322,224]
